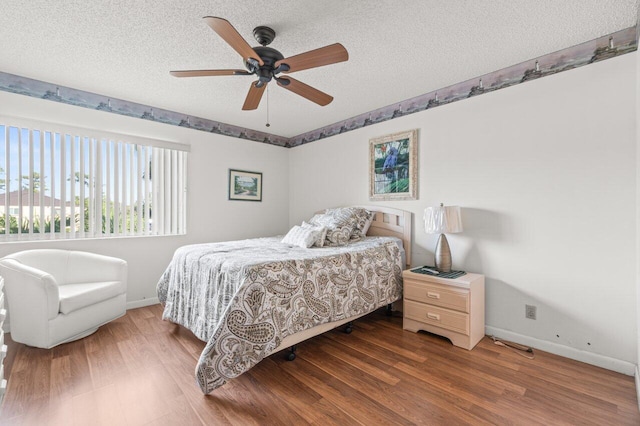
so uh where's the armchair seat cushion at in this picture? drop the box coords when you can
[58,281,126,315]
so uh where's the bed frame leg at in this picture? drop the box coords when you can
[386,303,393,316]
[286,345,297,361]
[344,321,353,334]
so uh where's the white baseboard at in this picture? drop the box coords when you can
[485,326,636,376]
[126,297,160,310]
[635,365,640,412]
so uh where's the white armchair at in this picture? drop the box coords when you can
[0,249,127,349]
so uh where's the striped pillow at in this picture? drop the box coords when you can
[302,222,328,247]
[281,225,324,248]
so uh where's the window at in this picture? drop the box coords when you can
[0,116,188,241]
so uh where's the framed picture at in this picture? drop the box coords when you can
[369,129,418,201]
[228,169,262,202]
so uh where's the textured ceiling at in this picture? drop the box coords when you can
[1,1,638,138]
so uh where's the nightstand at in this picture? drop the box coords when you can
[402,269,485,350]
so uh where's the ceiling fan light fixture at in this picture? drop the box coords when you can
[244,58,260,73]
[257,68,273,83]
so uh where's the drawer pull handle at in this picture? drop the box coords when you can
[427,313,440,321]
[427,292,440,299]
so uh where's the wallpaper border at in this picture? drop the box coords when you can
[0,26,636,149]
[288,26,637,147]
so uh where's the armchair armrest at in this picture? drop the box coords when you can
[0,258,60,321]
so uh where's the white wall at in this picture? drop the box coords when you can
[290,53,638,373]
[0,91,290,306]
[636,28,640,397]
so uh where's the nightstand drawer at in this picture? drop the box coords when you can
[404,280,469,312]
[404,300,469,335]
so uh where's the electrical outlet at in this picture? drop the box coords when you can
[525,304,537,320]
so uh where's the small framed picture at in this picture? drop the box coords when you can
[228,169,262,202]
[369,129,418,201]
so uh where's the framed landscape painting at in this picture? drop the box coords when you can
[369,129,418,201]
[228,169,262,202]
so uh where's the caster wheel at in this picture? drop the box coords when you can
[344,326,353,334]
[286,352,296,361]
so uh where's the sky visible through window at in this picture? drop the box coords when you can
[0,125,141,205]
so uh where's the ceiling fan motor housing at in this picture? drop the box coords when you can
[245,46,285,84]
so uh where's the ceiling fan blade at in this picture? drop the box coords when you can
[275,43,348,73]
[242,81,267,110]
[276,77,333,106]
[170,69,250,77]
[203,17,264,66]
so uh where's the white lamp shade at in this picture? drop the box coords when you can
[424,205,463,234]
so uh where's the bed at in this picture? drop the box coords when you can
[157,206,412,394]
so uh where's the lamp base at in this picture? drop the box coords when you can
[434,234,452,272]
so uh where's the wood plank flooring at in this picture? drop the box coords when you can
[1,305,638,425]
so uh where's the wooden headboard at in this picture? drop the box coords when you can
[317,206,412,268]
[360,205,412,268]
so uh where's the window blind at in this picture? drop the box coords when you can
[0,116,188,241]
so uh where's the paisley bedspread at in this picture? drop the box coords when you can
[157,236,403,394]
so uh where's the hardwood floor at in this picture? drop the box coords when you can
[1,305,638,425]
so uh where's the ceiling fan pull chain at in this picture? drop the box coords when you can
[266,85,271,127]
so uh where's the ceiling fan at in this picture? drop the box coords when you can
[170,17,349,111]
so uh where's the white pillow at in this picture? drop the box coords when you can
[281,225,323,248]
[302,221,328,247]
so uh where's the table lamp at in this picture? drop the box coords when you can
[423,203,463,272]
